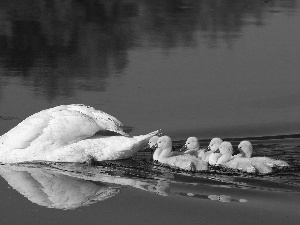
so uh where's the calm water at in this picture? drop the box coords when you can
[0,0,300,224]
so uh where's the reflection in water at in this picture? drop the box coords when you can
[0,163,172,209]
[0,162,252,209]
[0,164,121,209]
[0,0,297,100]
[0,136,298,210]
[181,193,247,203]
[1,154,300,210]
[207,195,247,203]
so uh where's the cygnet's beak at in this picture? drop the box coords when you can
[234,147,242,155]
[151,144,158,150]
[180,145,187,152]
[215,149,220,153]
[204,146,210,152]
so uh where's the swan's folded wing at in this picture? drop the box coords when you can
[0,108,99,149]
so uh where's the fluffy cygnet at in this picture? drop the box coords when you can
[180,137,205,157]
[204,137,223,164]
[216,141,289,174]
[236,140,289,168]
[148,136,160,149]
[150,136,161,161]
[154,136,208,172]
[237,140,253,158]
[215,141,234,165]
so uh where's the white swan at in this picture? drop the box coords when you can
[215,141,289,174]
[200,137,222,164]
[154,136,208,172]
[0,104,159,163]
[180,137,205,157]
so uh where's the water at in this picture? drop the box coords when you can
[0,0,300,224]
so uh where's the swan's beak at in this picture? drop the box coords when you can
[180,145,187,152]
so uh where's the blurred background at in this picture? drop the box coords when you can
[0,0,299,139]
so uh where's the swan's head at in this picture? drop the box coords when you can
[218,141,233,155]
[207,137,223,152]
[238,141,253,158]
[180,137,199,151]
[148,136,160,149]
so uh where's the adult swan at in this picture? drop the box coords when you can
[0,104,159,163]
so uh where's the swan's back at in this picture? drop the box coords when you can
[0,130,160,163]
[0,104,126,150]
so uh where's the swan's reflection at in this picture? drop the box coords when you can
[0,163,171,209]
[0,164,120,210]
[0,162,248,210]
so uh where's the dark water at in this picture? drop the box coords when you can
[0,0,300,224]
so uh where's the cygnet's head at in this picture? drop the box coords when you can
[207,137,223,152]
[148,136,159,149]
[180,137,199,151]
[157,136,172,149]
[218,141,233,155]
[156,136,173,159]
[238,141,253,158]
